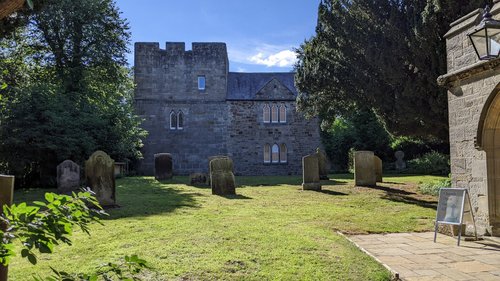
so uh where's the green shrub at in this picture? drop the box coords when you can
[407,151,450,175]
[418,178,451,196]
[390,136,449,161]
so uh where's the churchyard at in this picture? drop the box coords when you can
[8,174,444,280]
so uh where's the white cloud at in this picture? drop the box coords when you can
[249,50,297,67]
[227,42,298,69]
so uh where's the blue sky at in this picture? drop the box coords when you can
[115,0,319,72]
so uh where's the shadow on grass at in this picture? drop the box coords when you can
[321,179,349,186]
[315,189,348,196]
[219,194,252,200]
[358,184,437,210]
[104,177,201,220]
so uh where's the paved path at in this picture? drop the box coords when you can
[348,232,500,281]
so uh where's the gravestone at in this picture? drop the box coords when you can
[85,151,116,207]
[57,160,80,194]
[354,151,376,186]
[154,153,173,180]
[302,154,321,191]
[210,157,236,195]
[395,150,406,170]
[208,155,230,185]
[316,148,329,180]
[190,173,208,185]
[374,156,383,182]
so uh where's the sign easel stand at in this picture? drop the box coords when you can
[434,188,477,246]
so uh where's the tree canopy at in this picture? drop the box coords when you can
[0,0,146,187]
[295,0,485,142]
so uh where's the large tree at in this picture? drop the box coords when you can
[295,0,484,142]
[0,0,146,187]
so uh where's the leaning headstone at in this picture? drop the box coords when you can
[395,150,406,170]
[0,175,14,281]
[85,151,116,207]
[316,148,329,180]
[210,157,236,195]
[190,173,208,185]
[374,156,383,182]
[302,154,321,191]
[154,153,173,180]
[57,160,80,194]
[354,151,376,186]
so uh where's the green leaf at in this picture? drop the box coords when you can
[27,252,37,265]
[45,193,55,203]
[26,0,34,9]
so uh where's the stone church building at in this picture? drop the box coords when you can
[439,4,500,236]
[134,42,322,176]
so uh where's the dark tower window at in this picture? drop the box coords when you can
[280,143,287,163]
[198,76,206,91]
[170,111,177,130]
[177,111,184,129]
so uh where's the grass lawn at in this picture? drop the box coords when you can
[9,174,445,280]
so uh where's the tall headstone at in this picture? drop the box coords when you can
[374,156,383,182]
[208,155,230,185]
[316,148,329,180]
[395,150,406,170]
[302,154,321,191]
[354,151,376,186]
[154,153,173,180]
[0,175,14,280]
[85,151,116,207]
[57,160,80,194]
[210,157,236,195]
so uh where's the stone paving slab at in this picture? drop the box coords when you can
[346,232,500,281]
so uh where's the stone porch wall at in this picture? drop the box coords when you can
[443,4,500,235]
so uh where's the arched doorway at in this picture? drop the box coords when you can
[480,84,500,230]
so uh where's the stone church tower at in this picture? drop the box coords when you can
[134,42,322,176]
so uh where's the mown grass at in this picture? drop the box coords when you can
[9,174,445,280]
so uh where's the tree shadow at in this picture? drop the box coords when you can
[103,177,201,220]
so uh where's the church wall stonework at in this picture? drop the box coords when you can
[134,41,322,176]
[441,4,500,235]
[227,101,321,175]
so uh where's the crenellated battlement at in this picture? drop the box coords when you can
[135,41,228,59]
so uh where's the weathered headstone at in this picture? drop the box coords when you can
[57,160,80,194]
[190,173,208,185]
[354,151,376,186]
[207,155,230,185]
[395,150,406,170]
[154,153,173,180]
[210,157,236,195]
[302,154,321,191]
[0,175,14,281]
[374,156,383,183]
[316,147,329,180]
[114,162,127,177]
[85,151,116,207]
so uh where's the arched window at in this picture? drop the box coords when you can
[271,105,278,123]
[280,143,287,163]
[170,111,177,130]
[279,104,286,123]
[177,111,184,129]
[264,144,271,163]
[272,144,279,163]
[263,104,270,123]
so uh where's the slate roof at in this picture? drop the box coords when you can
[226,72,298,100]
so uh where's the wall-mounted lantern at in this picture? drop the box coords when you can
[468,5,500,60]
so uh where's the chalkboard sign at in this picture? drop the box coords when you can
[433,188,476,246]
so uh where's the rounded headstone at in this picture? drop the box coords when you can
[154,153,173,180]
